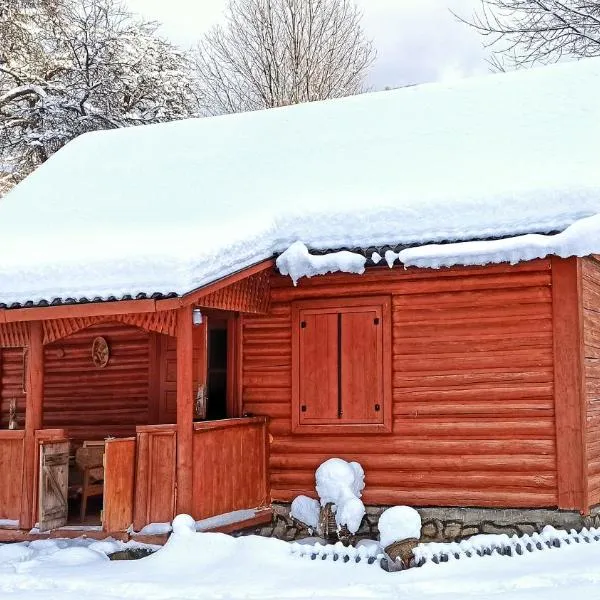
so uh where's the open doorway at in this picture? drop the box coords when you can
[206,319,228,420]
[67,441,105,526]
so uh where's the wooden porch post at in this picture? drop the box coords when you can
[20,321,44,529]
[176,306,194,515]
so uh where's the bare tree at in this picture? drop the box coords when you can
[195,0,375,115]
[0,0,201,193]
[458,1,600,70]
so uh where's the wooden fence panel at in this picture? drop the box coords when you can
[0,430,25,522]
[134,425,176,530]
[192,417,269,520]
[103,437,136,532]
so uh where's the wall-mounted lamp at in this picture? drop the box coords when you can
[192,307,203,326]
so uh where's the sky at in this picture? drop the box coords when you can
[125,0,491,89]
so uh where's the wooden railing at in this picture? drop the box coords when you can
[192,417,269,520]
[132,417,269,530]
[0,430,25,521]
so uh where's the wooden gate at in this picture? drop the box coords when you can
[38,439,69,532]
[133,425,176,531]
[102,437,136,532]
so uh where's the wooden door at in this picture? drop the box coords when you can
[38,440,69,532]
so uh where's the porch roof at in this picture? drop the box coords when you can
[1,58,600,308]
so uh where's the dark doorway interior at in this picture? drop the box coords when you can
[207,321,228,420]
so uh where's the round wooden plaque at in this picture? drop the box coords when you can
[92,336,110,368]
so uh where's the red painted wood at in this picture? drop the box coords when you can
[42,322,152,440]
[552,257,587,512]
[157,328,207,424]
[191,418,269,520]
[134,425,176,530]
[580,257,600,508]
[0,299,159,323]
[156,259,275,310]
[291,298,392,434]
[176,307,195,516]
[242,261,558,509]
[340,308,383,423]
[0,431,25,520]
[103,437,136,532]
[296,311,338,424]
[20,321,44,529]
[0,347,26,429]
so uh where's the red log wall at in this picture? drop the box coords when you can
[241,260,557,508]
[0,348,26,429]
[0,430,24,520]
[43,322,154,440]
[582,257,600,506]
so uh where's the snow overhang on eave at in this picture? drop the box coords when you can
[0,258,275,322]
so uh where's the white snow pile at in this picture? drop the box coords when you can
[4,518,600,599]
[290,458,366,534]
[290,495,320,530]
[0,536,158,573]
[316,458,366,534]
[381,213,600,270]
[378,506,422,548]
[2,58,600,304]
[276,241,366,285]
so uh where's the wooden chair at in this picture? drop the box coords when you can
[75,442,105,522]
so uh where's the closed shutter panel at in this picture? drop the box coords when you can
[299,311,339,423]
[340,308,384,423]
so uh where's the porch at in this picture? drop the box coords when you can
[0,417,270,538]
[0,263,274,536]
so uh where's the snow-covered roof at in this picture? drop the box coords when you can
[1,58,600,307]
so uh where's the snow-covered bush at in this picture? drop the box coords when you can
[378,506,422,548]
[315,458,365,505]
[315,458,366,534]
[290,495,320,530]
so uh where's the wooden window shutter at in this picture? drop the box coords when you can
[298,312,338,423]
[340,308,384,423]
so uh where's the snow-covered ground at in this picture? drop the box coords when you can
[3,524,600,600]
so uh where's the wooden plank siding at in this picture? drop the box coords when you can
[0,347,26,429]
[42,322,155,440]
[581,257,600,507]
[191,418,269,520]
[241,260,558,508]
[103,437,136,532]
[0,430,25,520]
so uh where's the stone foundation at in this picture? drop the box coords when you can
[238,503,600,543]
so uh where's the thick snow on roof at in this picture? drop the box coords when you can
[1,58,600,304]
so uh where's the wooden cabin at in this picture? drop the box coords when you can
[1,57,599,537]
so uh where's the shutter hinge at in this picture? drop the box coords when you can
[300,321,307,328]
[374,317,380,325]
[374,404,381,412]
[301,405,307,412]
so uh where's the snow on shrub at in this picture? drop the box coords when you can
[290,495,320,530]
[378,506,422,548]
[315,458,366,534]
[315,458,364,505]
